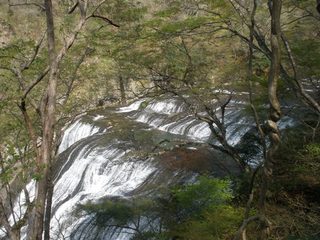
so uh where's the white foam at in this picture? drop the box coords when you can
[117,99,146,113]
[51,144,155,239]
[145,99,184,114]
[93,115,104,121]
[58,120,102,154]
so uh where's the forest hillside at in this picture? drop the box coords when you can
[0,0,319,239]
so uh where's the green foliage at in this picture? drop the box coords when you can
[78,197,158,227]
[170,177,233,218]
[80,199,135,226]
[204,0,230,9]
[164,177,242,240]
[292,39,320,77]
[270,126,320,238]
[173,205,242,240]
[305,143,320,158]
[155,5,181,18]
[1,0,320,238]
[78,176,242,240]
[159,16,210,35]
[292,143,320,180]
[97,0,147,24]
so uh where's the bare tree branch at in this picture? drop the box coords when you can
[281,33,320,114]
[67,1,79,14]
[89,14,120,28]
[22,31,46,71]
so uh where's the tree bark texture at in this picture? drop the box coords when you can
[258,0,282,239]
[27,0,57,239]
[119,75,127,104]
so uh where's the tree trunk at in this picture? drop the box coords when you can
[119,75,126,104]
[44,167,54,240]
[27,0,57,239]
[258,0,282,239]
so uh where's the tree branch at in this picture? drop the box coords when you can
[22,31,46,71]
[88,14,120,28]
[67,1,79,14]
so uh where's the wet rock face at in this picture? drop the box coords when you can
[97,96,120,107]
[158,147,241,177]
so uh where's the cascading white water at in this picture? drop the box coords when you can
[51,140,156,239]
[58,119,104,154]
[145,99,185,114]
[1,94,297,240]
[159,117,195,135]
[187,122,212,141]
[117,99,147,113]
[10,181,36,225]
[135,112,166,128]
[121,96,251,144]
[0,181,36,239]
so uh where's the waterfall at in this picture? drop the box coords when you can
[51,139,156,239]
[144,98,185,114]
[58,119,105,154]
[117,99,147,113]
[47,100,210,239]
[0,94,296,240]
[0,180,36,239]
[120,96,252,145]
[9,181,36,226]
[187,122,212,141]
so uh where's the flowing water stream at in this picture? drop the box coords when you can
[1,93,296,239]
[49,95,249,239]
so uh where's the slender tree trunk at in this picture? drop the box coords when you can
[119,75,126,104]
[27,0,57,239]
[44,167,54,240]
[258,0,282,239]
